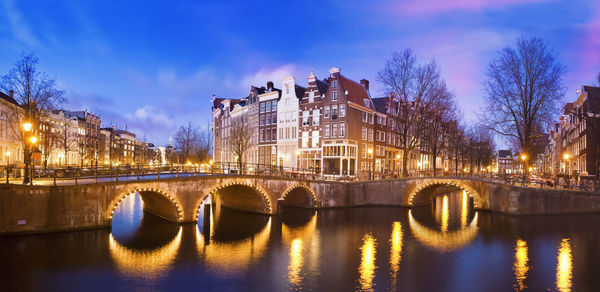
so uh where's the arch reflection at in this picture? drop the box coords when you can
[389,222,403,291]
[358,233,377,292]
[408,210,479,251]
[281,211,318,288]
[513,239,529,291]
[108,227,182,278]
[556,238,573,292]
[195,208,272,276]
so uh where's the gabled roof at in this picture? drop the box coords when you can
[0,91,20,107]
[371,97,389,114]
[295,85,306,99]
[315,79,329,95]
[339,75,373,109]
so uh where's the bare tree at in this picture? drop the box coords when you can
[482,37,565,174]
[1,53,66,182]
[174,122,200,163]
[422,82,457,176]
[467,126,495,175]
[377,49,443,176]
[229,114,253,174]
[447,121,466,175]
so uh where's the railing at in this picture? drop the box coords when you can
[2,162,598,192]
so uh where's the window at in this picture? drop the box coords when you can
[362,127,367,140]
[266,102,271,112]
[340,122,345,137]
[324,124,330,138]
[284,84,289,94]
[332,105,338,120]
[292,126,296,138]
[340,104,346,117]
[369,114,374,124]
[332,91,338,101]
[332,80,338,88]
[266,129,271,141]
[279,129,283,139]
[312,131,319,147]
[363,99,370,108]
[302,131,309,147]
[313,109,320,125]
[368,129,373,141]
[324,106,330,118]
[260,103,265,113]
[332,123,338,137]
[302,110,310,126]
[362,144,367,158]
[362,112,368,122]
[260,130,265,142]
[272,128,277,141]
[272,101,277,112]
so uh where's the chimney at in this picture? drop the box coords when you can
[266,81,274,91]
[8,90,14,98]
[360,79,369,91]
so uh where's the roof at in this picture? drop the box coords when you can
[315,79,329,95]
[295,85,306,99]
[339,75,373,109]
[371,97,389,114]
[0,91,20,107]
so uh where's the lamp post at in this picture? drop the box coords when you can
[22,121,35,185]
[563,153,570,188]
[6,151,10,184]
[395,153,400,178]
[367,148,373,180]
[28,135,37,186]
[520,154,527,186]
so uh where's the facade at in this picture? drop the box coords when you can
[497,150,514,174]
[258,82,280,167]
[298,70,328,172]
[0,91,23,166]
[276,76,304,169]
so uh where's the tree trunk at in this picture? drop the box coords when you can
[432,151,437,177]
[402,150,409,177]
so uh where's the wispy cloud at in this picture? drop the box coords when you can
[1,0,41,47]
[389,0,553,15]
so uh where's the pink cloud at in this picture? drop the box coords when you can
[393,0,551,15]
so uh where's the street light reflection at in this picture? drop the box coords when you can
[441,195,449,233]
[389,222,403,291]
[513,239,529,291]
[281,213,318,288]
[556,238,573,292]
[358,233,377,292]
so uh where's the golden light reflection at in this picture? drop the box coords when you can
[408,210,479,251]
[441,195,449,233]
[513,239,529,291]
[461,191,468,228]
[195,218,271,276]
[389,222,403,291]
[358,233,377,292]
[108,227,182,278]
[556,238,573,292]
[288,238,304,286]
[282,214,318,288]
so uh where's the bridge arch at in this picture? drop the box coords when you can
[194,181,272,220]
[108,188,184,223]
[408,180,482,208]
[279,184,317,209]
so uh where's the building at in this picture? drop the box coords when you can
[0,90,23,166]
[298,70,328,172]
[257,82,281,167]
[497,150,514,174]
[276,76,305,169]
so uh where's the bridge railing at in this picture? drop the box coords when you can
[3,162,599,192]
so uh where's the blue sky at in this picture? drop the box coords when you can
[0,0,598,145]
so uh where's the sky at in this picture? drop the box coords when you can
[0,0,598,146]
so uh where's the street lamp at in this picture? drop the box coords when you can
[520,154,528,186]
[28,135,37,186]
[563,153,570,188]
[23,121,32,132]
[6,151,10,184]
[395,153,401,177]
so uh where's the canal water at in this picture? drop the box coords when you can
[1,191,599,291]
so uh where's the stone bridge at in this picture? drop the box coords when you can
[1,175,599,234]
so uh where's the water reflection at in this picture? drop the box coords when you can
[389,222,403,291]
[195,208,271,276]
[461,190,468,228]
[513,239,529,291]
[281,209,318,288]
[441,195,449,232]
[358,233,377,292]
[109,227,182,278]
[556,238,573,292]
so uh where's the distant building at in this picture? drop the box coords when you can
[276,76,305,169]
[497,150,514,174]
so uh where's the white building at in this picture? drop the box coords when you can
[0,91,24,166]
[277,76,305,169]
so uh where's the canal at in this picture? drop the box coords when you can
[1,191,599,291]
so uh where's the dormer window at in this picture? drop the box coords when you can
[363,99,370,108]
[332,81,338,88]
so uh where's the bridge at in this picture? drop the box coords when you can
[1,174,599,234]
